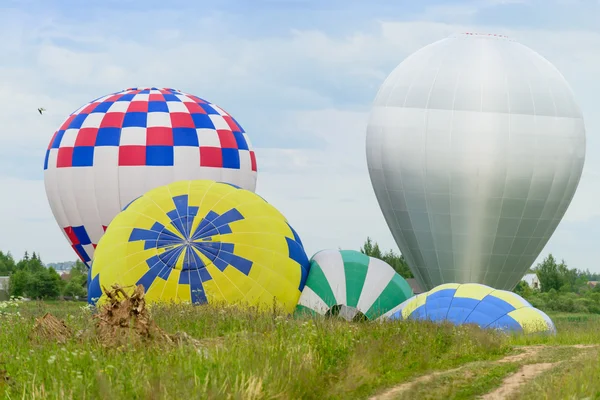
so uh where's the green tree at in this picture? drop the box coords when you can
[360,237,414,278]
[360,237,383,259]
[62,260,88,298]
[9,269,31,297]
[0,251,16,276]
[514,280,533,298]
[534,254,564,292]
[27,268,61,299]
[8,252,61,299]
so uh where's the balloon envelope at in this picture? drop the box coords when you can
[88,180,309,312]
[44,88,257,268]
[390,283,556,335]
[366,33,585,291]
[296,249,414,321]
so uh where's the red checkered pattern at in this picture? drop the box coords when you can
[44,88,257,172]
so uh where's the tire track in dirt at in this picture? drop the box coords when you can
[482,344,599,400]
[370,345,598,400]
[480,362,556,400]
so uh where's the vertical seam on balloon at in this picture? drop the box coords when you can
[444,284,461,321]
[483,49,511,288]
[495,46,539,288]
[467,38,488,284]
[420,41,456,288]
[50,113,88,265]
[47,113,76,252]
[501,48,563,288]
[371,44,428,289]
[68,162,92,265]
[462,288,494,326]
[444,40,464,288]
[515,48,581,280]
[389,47,429,289]
[49,168,74,262]
[170,181,246,304]
[361,260,395,317]
[155,180,191,302]
[356,258,376,314]
[482,289,519,329]
[174,179,193,301]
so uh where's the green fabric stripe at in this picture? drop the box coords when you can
[341,250,369,308]
[294,304,319,318]
[365,274,414,320]
[304,261,337,308]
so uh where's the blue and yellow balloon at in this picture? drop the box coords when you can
[390,283,556,335]
[88,180,310,313]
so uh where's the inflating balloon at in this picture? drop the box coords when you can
[366,33,585,291]
[44,87,257,268]
[88,180,309,312]
[390,283,556,335]
[296,250,413,321]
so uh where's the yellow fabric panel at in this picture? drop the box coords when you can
[454,283,495,300]
[401,293,428,319]
[428,283,461,296]
[165,180,192,197]
[162,268,183,303]
[489,289,530,309]
[202,265,245,303]
[507,307,551,334]
[146,275,168,301]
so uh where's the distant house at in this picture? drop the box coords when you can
[521,273,540,290]
[588,281,599,288]
[0,276,9,291]
[406,278,424,294]
[60,272,71,281]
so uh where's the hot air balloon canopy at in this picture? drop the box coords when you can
[366,33,585,291]
[295,249,414,321]
[88,180,309,312]
[44,88,257,269]
[390,283,556,335]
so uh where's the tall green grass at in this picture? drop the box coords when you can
[1,300,512,399]
[2,301,600,399]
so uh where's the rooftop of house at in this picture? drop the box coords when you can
[406,278,424,294]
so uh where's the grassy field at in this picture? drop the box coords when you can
[0,300,599,399]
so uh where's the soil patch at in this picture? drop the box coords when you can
[480,362,556,400]
[370,346,545,400]
[368,367,464,400]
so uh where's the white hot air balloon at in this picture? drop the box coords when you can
[366,33,585,291]
[44,87,257,268]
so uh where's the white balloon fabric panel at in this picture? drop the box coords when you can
[43,87,258,268]
[366,33,585,291]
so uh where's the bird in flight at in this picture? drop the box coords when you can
[38,107,46,115]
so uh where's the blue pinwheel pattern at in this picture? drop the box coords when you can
[127,194,254,303]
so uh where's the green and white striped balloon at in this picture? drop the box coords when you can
[295,249,414,321]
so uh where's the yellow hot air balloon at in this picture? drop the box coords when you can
[88,180,309,312]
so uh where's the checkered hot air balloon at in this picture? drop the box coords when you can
[43,88,257,269]
[390,283,556,335]
[295,250,414,321]
[88,180,310,311]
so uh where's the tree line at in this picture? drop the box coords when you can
[515,253,600,314]
[359,238,600,315]
[359,237,413,278]
[0,251,87,300]
[3,240,600,313]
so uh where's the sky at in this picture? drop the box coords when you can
[2,0,600,272]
